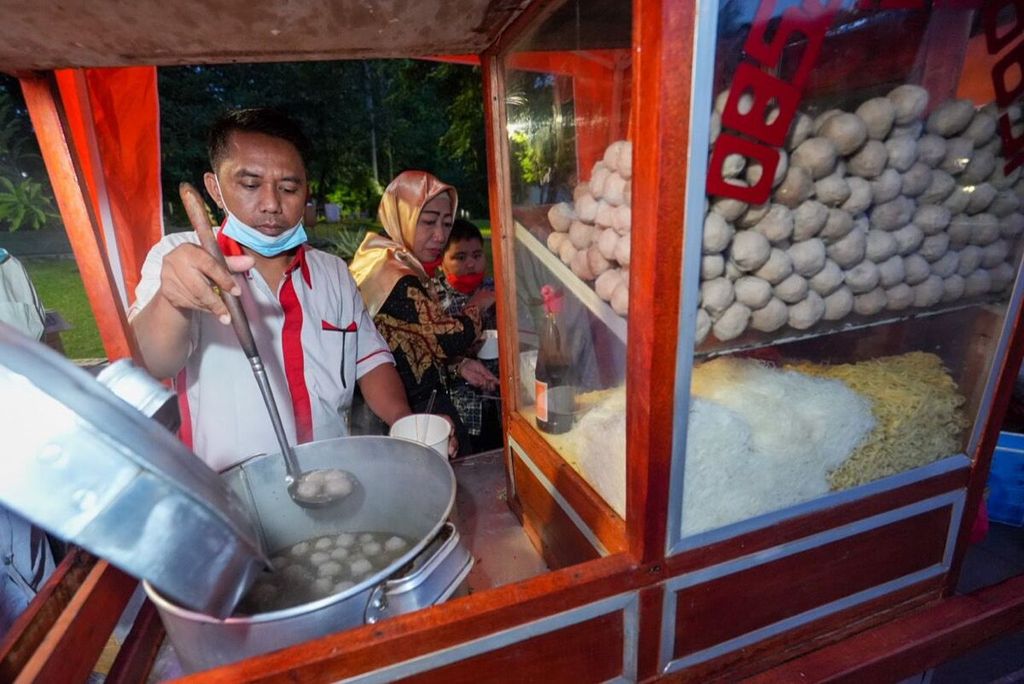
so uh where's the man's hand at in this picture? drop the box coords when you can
[131,243,254,379]
[156,243,254,325]
[458,358,499,392]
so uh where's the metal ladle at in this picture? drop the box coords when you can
[179,182,354,508]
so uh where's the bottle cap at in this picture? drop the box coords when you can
[541,285,563,315]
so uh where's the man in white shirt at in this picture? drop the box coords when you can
[0,249,56,636]
[0,249,46,340]
[130,108,414,471]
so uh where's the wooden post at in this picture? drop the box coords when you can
[14,561,137,684]
[20,73,138,362]
[0,550,95,681]
[946,293,1024,593]
[7,72,142,684]
[626,0,693,563]
[481,50,517,505]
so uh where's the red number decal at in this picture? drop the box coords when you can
[993,41,1024,107]
[998,113,1024,162]
[984,0,1024,54]
[722,63,802,147]
[707,134,780,205]
[1004,151,1024,174]
[747,0,842,88]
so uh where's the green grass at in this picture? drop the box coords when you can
[22,258,104,359]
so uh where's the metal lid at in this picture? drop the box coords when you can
[0,323,266,618]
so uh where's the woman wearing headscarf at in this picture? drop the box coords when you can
[350,171,497,455]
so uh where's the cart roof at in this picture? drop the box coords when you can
[0,0,528,71]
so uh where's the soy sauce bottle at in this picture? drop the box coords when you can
[535,285,575,434]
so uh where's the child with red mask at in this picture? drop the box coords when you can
[438,219,503,451]
[439,220,494,323]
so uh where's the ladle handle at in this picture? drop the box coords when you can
[246,357,303,479]
[178,182,260,360]
[178,182,303,482]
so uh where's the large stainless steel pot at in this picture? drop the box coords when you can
[144,436,471,672]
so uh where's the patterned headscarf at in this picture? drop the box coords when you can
[349,171,458,316]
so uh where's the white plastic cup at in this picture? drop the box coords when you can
[477,330,499,360]
[389,414,451,457]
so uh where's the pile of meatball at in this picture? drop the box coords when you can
[237,531,410,614]
[697,85,1022,344]
[545,139,633,316]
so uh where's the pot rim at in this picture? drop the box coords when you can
[146,435,457,624]
[144,566,378,624]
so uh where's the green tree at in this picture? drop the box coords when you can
[505,72,576,206]
[0,177,55,231]
[371,60,488,217]
[433,63,489,217]
[157,60,488,223]
[0,76,59,232]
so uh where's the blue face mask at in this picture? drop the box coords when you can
[219,210,307,257]
[214,176,308,257]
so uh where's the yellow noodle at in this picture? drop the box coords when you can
[524,352,966,502]
[788,352,967,489]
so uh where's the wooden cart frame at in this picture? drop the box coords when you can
[1,0,1023,681]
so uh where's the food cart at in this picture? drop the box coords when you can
[1,0,1024,680]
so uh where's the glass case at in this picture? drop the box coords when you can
[671,0,1024,545]
[503,0,632,519]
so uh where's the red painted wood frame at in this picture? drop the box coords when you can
[748,573,1024,684]
[178,0,698,676]
[507,415,627,563]
[6,0,1024,681]
[482,46,518,537]
[624,0,691,566]
[474,0,1024,679]
[136,0,1024,680]
[14,561,137,683]
[485,0,692,571]
[661,495,964,679]
[19,74,138,362]
[178,554,644,683]
[6,73,144,683]
[0,549,95,680]
[947,272,1024,593]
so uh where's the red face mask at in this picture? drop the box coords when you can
[447,271,485,294]
[421,258,443,278]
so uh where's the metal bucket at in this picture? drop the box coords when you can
[144,436,472,672]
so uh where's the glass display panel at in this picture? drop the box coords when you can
[677,0,1023,540]
[503,0,632,518]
